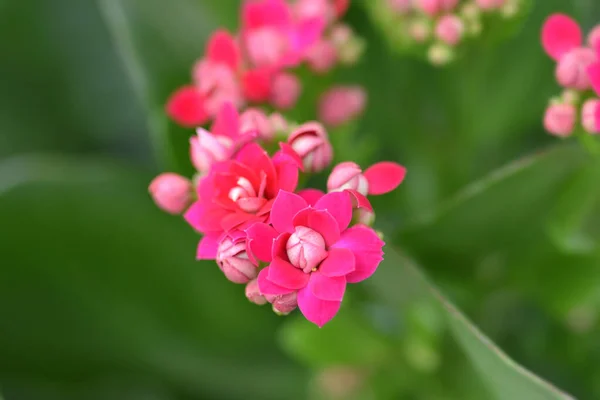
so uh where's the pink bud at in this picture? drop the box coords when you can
[286,226,328,273]
[544,103,576,137]
[416,0,459,16]
[327,161,369,195]
[555,47,597,90]
[475,0,505,10]
[269,112,289,135]
[270,72,301,110]
[306,40,338,74]
[271,292,298,315]
[387,0,412,14]
[189,129,232,173]
[149,173,193,215]
[318,86,367,127]
[436,15,464,45]
[216,233,257,284]
[409,20,432,43]
[288,122,333,172]
[588,25,600,49]
[240,108,274,142]
[245,279,267,305]
[582,99,600,134]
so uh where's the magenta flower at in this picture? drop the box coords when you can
[246,191,384,327]
[287,122,333,173]
[588,40,600,96]
[216,230,258,284]
[543,103,576,137]
[435,14,464,46]
[541,14,583,61]
[327,161,407,196]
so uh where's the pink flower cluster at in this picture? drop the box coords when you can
[381,0,519,65]
[541,14,600,137]
[149,102,406,327]
[165,0,365,128]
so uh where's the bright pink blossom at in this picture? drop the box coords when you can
[543,103,576,137]
[435,15,464,46]
[555,47,596,90]
[588,43,600,95]
[288,122,333,173]
[541,14,583,61]
[318,86,367,127]
[216,230,257,283]
[246,191,384,327]
[582,99,600,134]
[327,161,407,196]
[166,86,210,127]
[149,173,193,215]
[184,142,302,259]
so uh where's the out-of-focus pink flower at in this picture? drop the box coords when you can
[240,108,274,142]
[544,103,576,137]
[216,230,257,283]
[184,142,302,258]
[588,26,600,49]
[288,122,333,172]
[306,40,338,73]
[246,279,267,305]
[542,14,583,61]
[387,0,412,14]
[270,72,302,109]
[415,0,459,16]
[327,161,407,196]
[588,45,600,95]
[295,0,334,23]
[247,191,384,327]
[149,173,193,215]
[166,86,209,127]
[555,48,597,90]
[582,99,600,134]
[475,0,505,10]
[435,15,464,46]
[241,67,275,103]
[318,86,366,127]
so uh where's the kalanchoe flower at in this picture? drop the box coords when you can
[544,103,576,137]
[318,86,367,127]
[288,122,333,173]
[270,72,302,109]
[541,14,583,62]
[582,99,600,134]
[555,47,596,90]
[246,191,385,327]
[246,278,268,305]
[435,14,464,46]
[149,173,193,215]
[306,39,339,73]
[216,230,257,284]
[240,108,275,142]
[327,161,407,196]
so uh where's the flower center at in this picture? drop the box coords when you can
[228,177,257,202]
[286,226,328,273]
[228,176,267,213]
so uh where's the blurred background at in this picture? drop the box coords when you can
[2,0,600,399]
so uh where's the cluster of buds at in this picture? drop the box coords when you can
[166,0,365,128]
[149,103,406,327]
[371,0,521,65]
[541,14,600,137]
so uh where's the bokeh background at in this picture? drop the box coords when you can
[2,0,600,399]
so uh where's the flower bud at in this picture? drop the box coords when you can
[387,0,412,14]
[428,43,454,65]
[435,14,464,46]
[555,47,597,90]
[415,0,459,16]
[269,112,289,136]
[216,233,257,284]
[582,99,600,134]
[240,108,274,142]
[409,20,432,43]
[306,40,338,74]
[588,25,600,49]
[327,161,369,195]
[475,0,506,10]
[270,72,301,110]
[149,173,193,215]
[270,293,298,315]
[190,129,231,173]
[288,122,333,172]
[286,226,328,273]
[245,279,267,305]
[318,86,367,127]
[544,103,576,137]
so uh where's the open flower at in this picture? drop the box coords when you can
[246,191,384,327]
[185,142,302,259]
[288,122,333,172]
[327,161,407,196]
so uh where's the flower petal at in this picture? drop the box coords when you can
[206,30,240,70]
[235,142,278,197]
[210,102,240,140]
[588,62,600,96]
[272,232,291,261]
[246,222,278,262]
[258,267,295,296]
[165,86,209,127]
[346,189,373,212]
[308,271,346,301]
[364,162,407,195]
[274,154,300,193]
[541,14,583,61]
[271,191,308,233]
[297,287,341,327]
[268,257,310,290]
[297,189,325,206]
[332,225,384,283]
[314,191,353,232]
[196,233,221,260]
[293,208,341,247]
[184,201,229,232]
[319,247,355,277]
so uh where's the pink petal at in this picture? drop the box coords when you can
[297,189,325,206]
[332,225,384,283]
[196,233,221,260]
[308,272,346,301]
[364,162,407,195]
[184,201,229,232]
[346,189,373,212]
[274,155,300,193]
[241,67,274,102]
[588,62,600,96]
[541,14,583,61]
[272,232,291,261]
[276,142,304,170]
[246,222,278,262]
[292,208,341,246]
[206,30,240,70]
[297,287,341,327]
[235,142,278,197]
[271,191,308,233]
[319,247,355,277]
[314,191,353,232]
[596,101,600,131]
[210,102,240,140]
[268,256,310,289]
[220,211,256,232]
[165,86,209,127]
[258,267,295,296]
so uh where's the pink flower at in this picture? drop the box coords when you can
[270,72,302,109]
[306,39,338,73]
[555,47,596,90]
[288,122,333,173]
[241,67,275,103]
[541,14,583,61]
[582,99,600,134]
[327,161,407,196]
[165,86,210,127]
[588,26,600,49]
[295,0,334,23]
[588,43,600,96]
[216,230,257,283]
[246,191,384,327]
[543,103,576,137]
[475,0,505,10]
[184,142,302,259]
[240,108,275,142]
[415,0,459,16]
[149,173,193,215]
[435,14,464,46]
[246,278,268,305]
[318,86,367,127]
